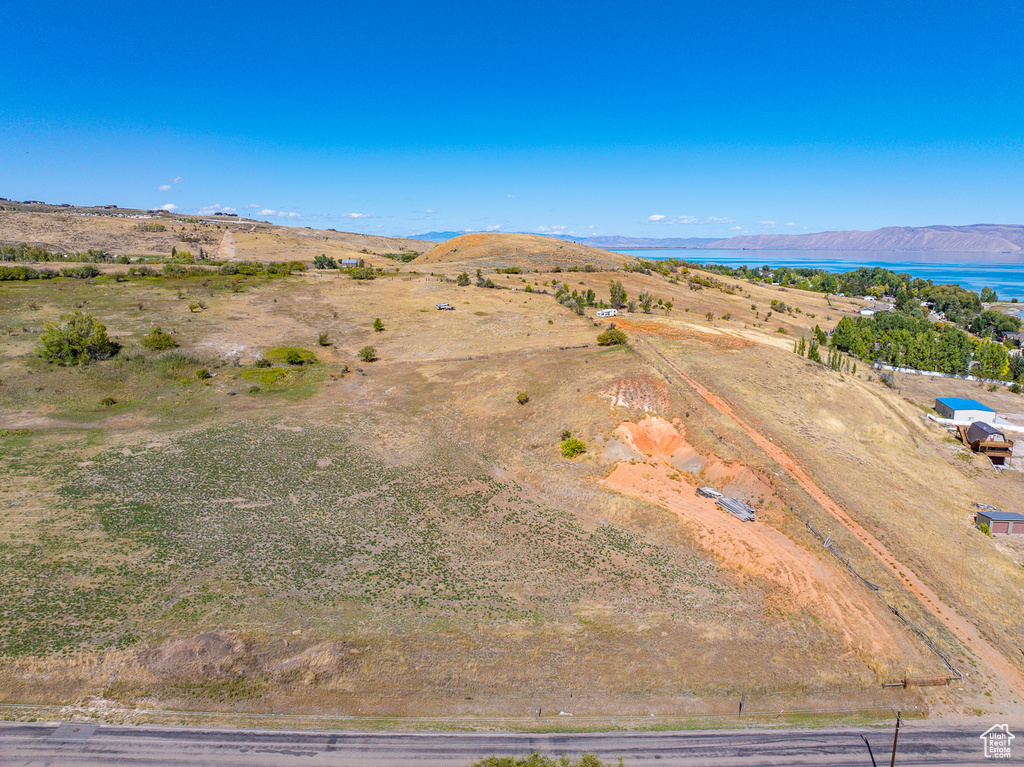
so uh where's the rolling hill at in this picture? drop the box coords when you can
[415,232,624,270]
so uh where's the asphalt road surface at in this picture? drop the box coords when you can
[0,721,1010,766]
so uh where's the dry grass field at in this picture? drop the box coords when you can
[2,214,1023,725]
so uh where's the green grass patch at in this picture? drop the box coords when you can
[0,420,729,656]
[264,346,318,365]
[241,368,293,387]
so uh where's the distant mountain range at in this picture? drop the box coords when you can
[410,225,1024,253]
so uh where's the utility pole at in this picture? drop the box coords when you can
[890,708,902,767]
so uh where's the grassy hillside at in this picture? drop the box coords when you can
[415,232,623,271]
[2,211,1022,723]
[0,201,431,263]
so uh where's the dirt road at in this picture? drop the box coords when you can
[632,335,1024,697]
[216,229,236,260]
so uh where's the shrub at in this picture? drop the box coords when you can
[516,390,529,405]
[980,522,991,536]
[373,317,384,332]
[561,437,587,458]
[348,267,376,280]
[1010,383,1022,394]
[140,327,178,351]
[318,331,331,346]
[60,264,101,279]
[358,345,377,362]
[100,397,117,407]
[284,349,306,365]
[254,358,272,368]
[196,368,211,380]
[596,328,627,346]
[456,272,470,286]
[36,311,115,365]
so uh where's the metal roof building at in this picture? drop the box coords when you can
[976,510,1024,535]
[935,397,995,422]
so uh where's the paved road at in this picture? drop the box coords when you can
[0,721,1006,766]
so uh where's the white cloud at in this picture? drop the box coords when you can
[257,209,301,219]
[485,224,502,231]
[647,214,698,224]
[158,203,178,211]
[341,212,369,219]
[536,225,567,232]
[506,194,516,198]
[198,204,237,216]
[785,222,795,227]
[757,220,777,228]
[171,176,182,184]
[157,184,172,192]
[245,203,260,209]
[425,209,436,214]
[258,207,301,217]
[588,225,595,229]
[730,225,742,230]
[702,216,734,224]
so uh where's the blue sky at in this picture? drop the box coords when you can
[2,1,1022,239]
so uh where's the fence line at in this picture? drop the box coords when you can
[806,521,962,682]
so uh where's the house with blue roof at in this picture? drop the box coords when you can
[934,397,995,422]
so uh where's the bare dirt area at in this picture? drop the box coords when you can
[602,417,920,666]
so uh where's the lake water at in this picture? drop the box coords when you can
[614,248,1024,302]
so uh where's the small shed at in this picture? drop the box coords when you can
[976,510,1024,534]
[858,308,875,317]
[935,397,995,422]
[960,421,1014,464]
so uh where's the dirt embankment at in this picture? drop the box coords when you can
[602,417,904,659]
[634,336,1024,696]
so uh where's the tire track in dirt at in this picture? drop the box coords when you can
[632,334,1024,696]
[217,229,236,260]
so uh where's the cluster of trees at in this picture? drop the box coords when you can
[830,313,1023,380]
[691,261,1013,331]
[0,264,101,281]
[0,243,112,263]
[219,261,307,276]
[556,282,599,314]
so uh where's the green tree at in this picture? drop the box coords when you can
[974,339,1009,379]
[358,345,377,362]
[609,280,627,309]
[456,272,470,286]
[36,311,115,365]
[373,317,384,332]
[597,327,627,346]
[980,286,998,303]
[638,290,654,314]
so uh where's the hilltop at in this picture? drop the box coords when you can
[0,200,432,262]
[415,232,623,270]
